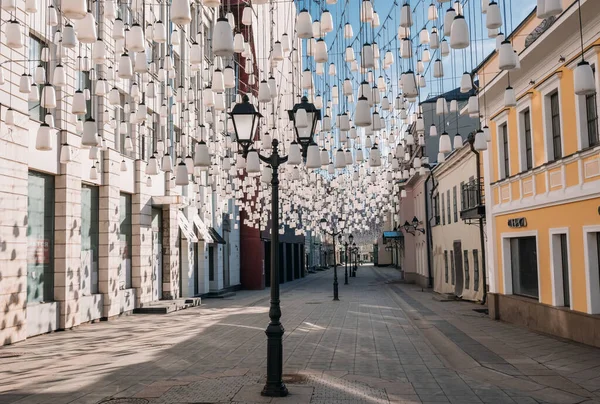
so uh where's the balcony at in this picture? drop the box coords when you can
[460,179,486,222]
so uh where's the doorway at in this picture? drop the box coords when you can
[151,208,163,301]
[453,241,464,296]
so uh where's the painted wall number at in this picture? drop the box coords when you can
[508,218,527,228]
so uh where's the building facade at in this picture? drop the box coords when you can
[1,2,242,346]
[430,144,486,302]
[479,0,600,347]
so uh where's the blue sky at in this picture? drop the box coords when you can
[299,0,537,104]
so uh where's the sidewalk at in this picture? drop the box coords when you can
[0,266,598,404]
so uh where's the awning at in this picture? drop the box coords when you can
[192,214,215,243]
[208,227,227,244]
[177,211,198,242]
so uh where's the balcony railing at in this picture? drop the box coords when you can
[460,179,485,221]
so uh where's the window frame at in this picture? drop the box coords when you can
[501,231,540,302]
[550,91,562,160]
[517,94,535,173]
[571,50,600,150]
[28,34,48,123]
[464,250,470,290]
[473,249,480,292]
[538,73,564,163]
[583,226,600,314]
[446,190,451,224]
[453,186,458,223]
[444,250,449,283]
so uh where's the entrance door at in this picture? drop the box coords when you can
[151,209,163,301]
[193,243,199,296]
[223,232,230,288]
[453,241,464,296]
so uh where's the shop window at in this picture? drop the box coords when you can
[81,185,99,295]
[584,230,600,314]
[473,249,479,292]
[464,250,470,290]
[444,250,448,283]
[27,171,54,303]
[510,236,539,299]
[550,91,562,160]
[119,193,132,289]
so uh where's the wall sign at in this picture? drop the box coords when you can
[508,218,527,228]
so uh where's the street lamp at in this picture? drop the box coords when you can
[288,96,321,157]
[228,94,320,398]
[352,242,358,277]
[320,217,344,301]
[343,234,353,285]
[402,216,425,235]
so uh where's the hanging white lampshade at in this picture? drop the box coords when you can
[52,64,66,87]
[433,59,444,78]
[450,99,458,112]
[453,134,463,149]
[35,123,53,151]
[127,23,145,53]
[474,129,488,151]
[321,10,333,33]
[241,6,253,25]
[213,17,234,57]
[361,0,374,22]
[62,0,87,20]
[400,38,412,59]
[450,15,469,49]
[82,117,99,147]
[426,29,438,50]
[499,41,516,70]
[246,150,260,174]
[460,72,473,93]
[574,61,596,96]
[162,154,173,172]
[362,43,375,68]
[75,12,97,43]
[441,39,450,57]
[302,69,313,89]
[315,39,328,63]
[400,3,413,28]
[504,86,516,107]
[402,71,418,98]
[486,1,502,29]
[429,124,438,137]
[194,141,211,169]
[334,148,346,168]
[25,0,38,13]
[436,98,448,115]
[92,38,106,64]
[175,161,189,186]
[171,0,192,25]
[468,95,480,117]
[428,3,438,20]
[72,90,87,115]
[41,84,57,109]
[305,144,320,169]
[439,132,452,153]
[483,125,491,142]
[288,142,302,166]
[537,0,563,19]
[355,97,372,127]
[297,9,313,39]
[320,148,329,166]
[6,20,23,49]
[118,53,133,79]
[369,145,382,167]
[62,24,78,48]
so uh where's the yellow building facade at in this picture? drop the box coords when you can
[479,0,600,347]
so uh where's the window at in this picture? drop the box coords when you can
[473,250,480,292]
[441,197,445,225]
[450,250,455,285]
[119,193,132,289]
[550,92,562,160]
[446,190,451,224]
[510,237,538,298]
[586,92,599,147]
[81,185,99,295]
[28,35,47,122]
[27,172,54,303]
[464,251,470,290]
[523,109,533,170]
[453,186,458,222]
[560,234,570,307]
[444,251,449,283]
[432,194,440,225]
[501,123,510,179]
[77,71,93,120]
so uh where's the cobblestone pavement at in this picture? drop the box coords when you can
[1,266,600,404]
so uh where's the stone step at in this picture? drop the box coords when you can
[134,297,201,314]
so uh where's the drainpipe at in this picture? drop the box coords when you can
[424,170,437,289]
[468,140,488,305]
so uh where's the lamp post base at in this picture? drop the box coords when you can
[262,382,289,397]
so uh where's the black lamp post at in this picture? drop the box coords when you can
[402,216,426,235]
[352,242,357,277]
[229,94,320,398]
[342,234,354,285]
[320,217,344,301]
